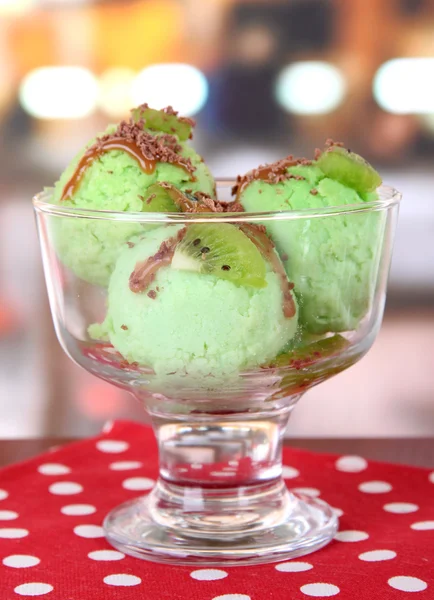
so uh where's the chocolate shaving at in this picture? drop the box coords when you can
[222,201,244,213]
[232,140,350,202]
[61,118,196,201]
[310,188,318,196]
[121,324,128,330]
[191,191,224,213]
[147,290,157,299]
[126,241,135,248]
[325,138,344,149]
[162,105,196,129]
[119,359,139,369]
[162,105,178,116]
[129,228,186,294]
[157,183,239,213]
[232,154,314,200]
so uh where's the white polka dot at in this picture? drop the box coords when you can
[383,502,419,514]
[109,461,142,471]
[96,440,129,453]
[14,583,53,596]
[191,463,202,469]
[122,477,154,491]
[3,555,40,568]
[190,569,228,581]
[411,521,434,531]
[359,550,396,562]
[212,596,251,600]
[333,508,344,517]
[335,455,368,473]
[301,583,340,597]
[104,574,141,587]
[0,528,29,539]
[429,472,434,484]
[358,480,392,494]
[73,525,104,538]
[291,487,321,497]
[88,550,125,561]
[335,530,369,542]
[61,504,96,516]
[0,489,8,501]
[228,460,238,467]
[275,561,313,572]
[388,576,427,592]
[37,463,71,476]
[49,482,83,495]
[282,466,300,479]
[0,510,18,520]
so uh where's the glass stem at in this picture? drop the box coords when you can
[146,402,295,535]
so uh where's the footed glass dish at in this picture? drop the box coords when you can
[33,181,400,566]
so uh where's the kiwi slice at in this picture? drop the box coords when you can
[132,106,193,141]
[263,335,355,396]
[142,183,179,212]
[266,334,349,369]
[171,223,267,288]
[142,183,212,213]
[317,146,382,193]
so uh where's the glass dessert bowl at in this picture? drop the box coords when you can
[33,180,400,566]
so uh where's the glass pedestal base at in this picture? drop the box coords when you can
[104,479,338,566]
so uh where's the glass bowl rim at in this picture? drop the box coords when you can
[33,180,401,223]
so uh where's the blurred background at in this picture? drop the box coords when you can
[0,0,433,439]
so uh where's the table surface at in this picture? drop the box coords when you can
[1,437,432,470]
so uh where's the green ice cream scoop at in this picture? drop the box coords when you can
[50,106,215,287]
[91,225,298,376]
[237,152,384,334]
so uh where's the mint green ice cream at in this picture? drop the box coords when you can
[91,225,298,376]
[50,109,215,287]
[238,163,384,334]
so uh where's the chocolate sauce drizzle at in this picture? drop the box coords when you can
[61,119,196,201]
[129,228,187,294]
[239,224,296,319]
[155,183,242,214]
[232,156,312,201]
[62,138,157,201]
[158,184,223,213]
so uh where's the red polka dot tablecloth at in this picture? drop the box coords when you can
[0,421,433,599]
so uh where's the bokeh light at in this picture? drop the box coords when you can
[98,67,136,119]
[19,66,98,120]
[275,61,346,115]
[374,58,434,114]
[131,63,208,116]
[0,0,34,15]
